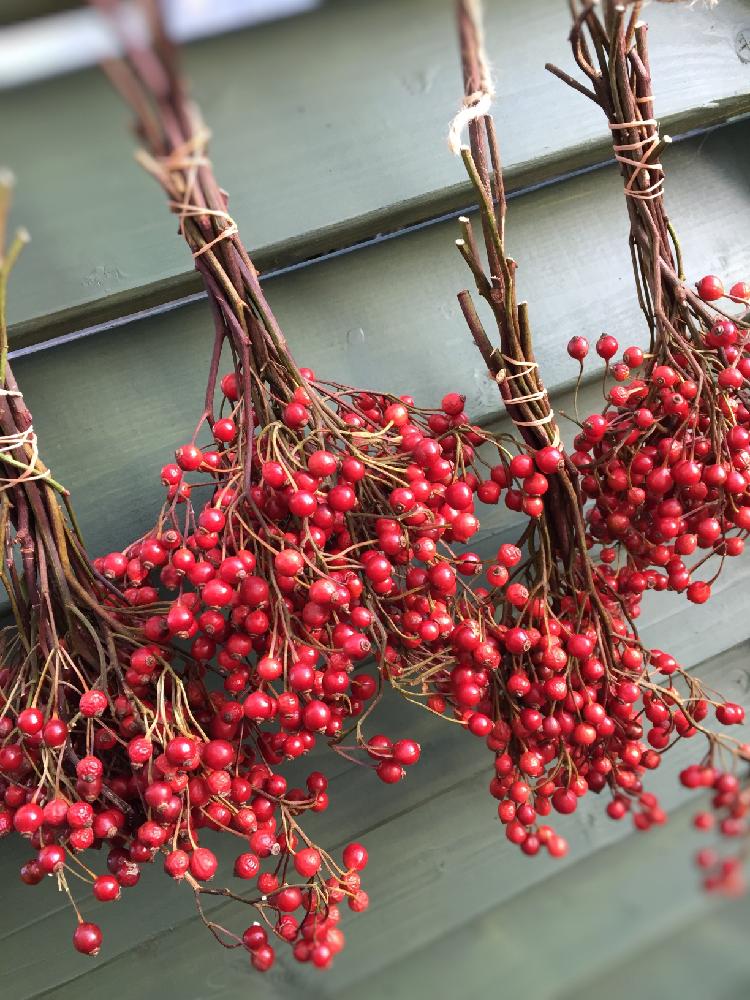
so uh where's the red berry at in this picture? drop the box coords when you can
[623,346,644,367]
[42,718,68,748]
[687,580,711,605]
[567,336,589,361]
[220,372,240,400]
[73,922,103,956]
[14,803,43,836]
[283,402,309,428]
[17,707,44,736]
[93,875,121,902]
[294,847,322,878]
[729,280,750,302]
[175,444,203,471]
[164,850,190,879]
[342,842,368,871]
[535,446,563,474]
[716,703,745,726]
[189,847,218,881]
[102,551,128,578]
[212,418,237,443]
[696,274,724,301]
[509,454,534,479]
[376,760,405,784]
[441,392,466,415]
[234,853,261,880]
[79,690,108,718]
[392,739,421,766]
[596,334,618,360]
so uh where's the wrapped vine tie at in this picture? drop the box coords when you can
[0,420,48,490]
[83,0,554,974]
[608,117,666,202]
[395,0,750,866]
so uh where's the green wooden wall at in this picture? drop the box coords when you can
[2,1,750,997]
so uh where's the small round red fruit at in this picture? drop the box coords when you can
[696,274,724,302]
[73,922,103,956]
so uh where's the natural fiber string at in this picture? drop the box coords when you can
[492,353,562,446]
[448,0,495,155]
[135,127,238,259]
[0,388,52,491]
[0,425,50,492]
[609,118,665,201]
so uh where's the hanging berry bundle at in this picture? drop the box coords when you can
[87,0,531,971]
[0,178,201,956]
[546,0,750,607]
[0,184,374,972]
[399,0,750,862]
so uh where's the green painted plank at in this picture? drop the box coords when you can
[4,0,750,340]
[23,641,750,1000]
[566,895,750,1000]
[337,800,727,1000]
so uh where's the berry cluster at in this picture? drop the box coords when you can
[2,677,370,971]
[567,274,750,608]
[692,768,750,897]
[433,1,750,866]
[3,358,520,971]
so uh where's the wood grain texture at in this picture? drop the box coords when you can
[3,0,750,340]
[18,641,749,1000]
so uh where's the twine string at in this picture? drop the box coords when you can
[492,352,561,446]
[0,387,52,491]
[609,118,665,201]
[0,425,51,492]
[135,126,238,258]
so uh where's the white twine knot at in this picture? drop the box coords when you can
[448,0,495,155]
